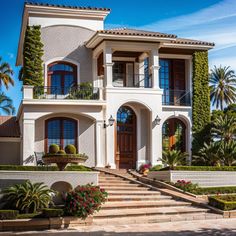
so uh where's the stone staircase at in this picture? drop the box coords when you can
[93,170,223,225]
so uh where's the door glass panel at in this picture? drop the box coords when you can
[51,74,62,94]
[63,120,76,149]
[47,120,61,150]
[113,62,125,87]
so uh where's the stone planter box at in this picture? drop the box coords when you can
[0,171,99,191]
[0,216,92,231]
[147,170,236,187]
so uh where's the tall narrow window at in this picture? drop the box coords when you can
[45,118,77,152]
[48,62,77,95]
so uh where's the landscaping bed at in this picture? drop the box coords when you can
[0,165,92,171]
[208,195,236,211]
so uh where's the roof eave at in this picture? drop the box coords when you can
[162,42,215,50]
[86,33,176,48]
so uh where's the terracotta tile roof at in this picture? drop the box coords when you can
[25,2,111,12]
[171,38,215,46]
[98,28,177,38]
[97,28,214,46]
[0,116,20,138]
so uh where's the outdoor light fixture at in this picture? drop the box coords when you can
[154,115,161,125]
[104,115,115,128]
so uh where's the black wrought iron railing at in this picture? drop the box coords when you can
[112,73,152,88]
[33,86,100,100]
[162,90,191,106]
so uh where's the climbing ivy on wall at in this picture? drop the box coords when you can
[21,25,44,86]
[192,51,211,154]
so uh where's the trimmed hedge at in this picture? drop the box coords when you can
[209,195,236,211]
[193,186,236,195]
[17,212,42,219]
[0,165,91,171]
[157,166,236,171]
[0,210,19,220]
[42,208,64,218]
[192,51,211,154]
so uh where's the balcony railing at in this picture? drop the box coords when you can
[112,73,152,88]
[33,86,100,100]
[162,90,191,106]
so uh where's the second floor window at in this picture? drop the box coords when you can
[47,62,77,95]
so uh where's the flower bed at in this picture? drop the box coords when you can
[209,195,236,211]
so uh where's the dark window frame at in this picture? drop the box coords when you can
[45,117,78,153]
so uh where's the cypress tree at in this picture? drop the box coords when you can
[22,25,44,86]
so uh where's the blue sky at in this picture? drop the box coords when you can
[0,0,236,113]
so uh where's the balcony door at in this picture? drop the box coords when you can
[112,62,134,87]
[47,62,77,95]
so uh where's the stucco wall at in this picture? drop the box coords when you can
[0,141,20,165]
[35,113,95,167]
[41,25,94,84]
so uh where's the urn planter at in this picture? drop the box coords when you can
[43,154,88,171]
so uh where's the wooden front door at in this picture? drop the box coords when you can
[116,106,136,169]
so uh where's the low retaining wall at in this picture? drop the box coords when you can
[0,171,99,191]
[148,171,236,187]
[0,216,92,231]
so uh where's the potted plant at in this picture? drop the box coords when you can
[43,144,88,171]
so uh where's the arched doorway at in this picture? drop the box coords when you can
[116,106,137,169]
[162,118,186,152]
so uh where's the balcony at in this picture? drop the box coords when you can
[162,90,191,106]
[112,73,152,88]
[23,85,103,101]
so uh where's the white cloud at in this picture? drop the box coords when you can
[7,53,14,59]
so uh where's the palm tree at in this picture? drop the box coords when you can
[219,141,236,166]
[193,142,221,166]
[0,57,14,90]
[0,92,15,115]
[211,114,236,143]
[210,65,236,110]
[161,150,188,170]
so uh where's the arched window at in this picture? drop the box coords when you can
[162,118,186,152]
[45,117,77,152]
[47,62,77,94]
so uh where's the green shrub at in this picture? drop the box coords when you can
[64,184,108,219]
[192,186,236,195]
[173,180,199,193]
[49,144,60,154]
[150,165,163,171]
[65,145,76,154]
[42,208,64,218]
[17,212,42,219]
[0,165,92,171]
[0,210,19,220]
[209,195,236,211]
[2,180,56,213]
[57,150,66,155]
[158,166,236,171]
[66,165,91,171]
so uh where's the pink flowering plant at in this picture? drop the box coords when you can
[174,180,198,193]
[139,163,152,174]
[63,184,108,219]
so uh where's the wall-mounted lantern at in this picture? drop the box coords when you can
[104,115,115,128]
[154,115,161,125]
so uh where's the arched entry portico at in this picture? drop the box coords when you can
[116,106,137,169]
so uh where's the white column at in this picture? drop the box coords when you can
[150,49,160,89]
[92,57,98,87]
[22,119,35,165]
[95,120,104,167]
[103,47,113,88]
[105,109,116,169]
[150,112,162,166]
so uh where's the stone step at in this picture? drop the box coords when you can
[107,194,172,202]
[99,177,136,181]
[93,212,223,225]
[101,200,192,209]
[102,186,150,191]
[99,183,142,187]
[95,206,209,218]
[107,190,161,195]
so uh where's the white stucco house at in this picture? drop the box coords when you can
[0,2,214,169]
